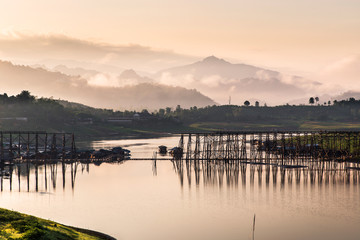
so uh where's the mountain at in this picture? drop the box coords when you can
[287,91,360,106]
[333,91,360,102]
[155,56,321,105]
[52,65,99,78]
[0,60,215,110]
[118,69,154,85]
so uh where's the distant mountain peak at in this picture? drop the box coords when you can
[119,69,140,79]
[201,56,229,64]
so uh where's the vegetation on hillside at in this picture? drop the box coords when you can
[0,208,113,240]
[0,91,359,139]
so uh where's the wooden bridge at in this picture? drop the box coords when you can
[176,131,360,162]
[0,131,76,163]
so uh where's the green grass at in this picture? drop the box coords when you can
[189,121,297,131]
[0,208,112,240]
[189,120,360,132]
[299,121,360,130]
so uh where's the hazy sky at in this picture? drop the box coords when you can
[1,0,360,74]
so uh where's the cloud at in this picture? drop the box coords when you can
[88,73,120,87]
[315,54,360,92]
[321,55,360,83]
[255,70,274,82]
[0,31,197,73]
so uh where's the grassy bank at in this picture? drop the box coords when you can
[189,120,360,132]
[0,208,115,240]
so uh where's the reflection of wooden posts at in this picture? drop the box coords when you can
[9,164,13,191]
[44,163,47,190]
[35,164,38,192]
[17,165,21,192]
[62,162,66,189]
[71,163,74,189]
[26,162,30,192]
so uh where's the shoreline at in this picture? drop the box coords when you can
[65,225,116,240]
[0,208,116,240]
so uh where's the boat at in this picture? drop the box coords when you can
[158,145,167,154]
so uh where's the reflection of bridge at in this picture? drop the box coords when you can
[0,161,125,192]
[169,159,360,188]
[177,131,360,162]
[0,162,83,192]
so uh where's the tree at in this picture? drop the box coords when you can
[141,109,150,116]
[309,97,314,105]
[16,90,35,102]
[315,97,319,104]
[328,100,331,105]
[158,108,165,116]
[165,107,172,115]
[244,100,250,106]
[255,101,259,107]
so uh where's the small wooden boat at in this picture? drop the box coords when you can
[158,145,167,154]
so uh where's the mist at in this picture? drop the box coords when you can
[0,60,215,110]
[0,32,197,73]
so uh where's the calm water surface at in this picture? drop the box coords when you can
[1,135,360,240]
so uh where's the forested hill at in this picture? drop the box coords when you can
[0,91,359,139]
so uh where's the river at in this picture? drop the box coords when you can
[1,135,359,240]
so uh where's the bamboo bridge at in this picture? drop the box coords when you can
[176,131,360,162]
[0,131,76,162]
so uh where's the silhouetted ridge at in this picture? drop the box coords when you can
[201,56,230,65]
[119,69,140,79]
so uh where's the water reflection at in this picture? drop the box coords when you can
[168,160,360,188]
[0,161,124,192]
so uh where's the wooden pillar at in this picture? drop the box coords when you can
[26,132,30,157]
[51,133,56,159]
[194,134,200,160]
[178,134,184,149]
[186,134,192,160]
[0,132,3,162]
[281,133,285,166]
[71,133,76,159]
[16,133,20,157]
[9,133,13,160]
[62,133,66,160]
[35,133,39,154]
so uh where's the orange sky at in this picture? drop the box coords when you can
[0,0,360,75]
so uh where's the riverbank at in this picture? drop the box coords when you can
[0,208,115,240]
